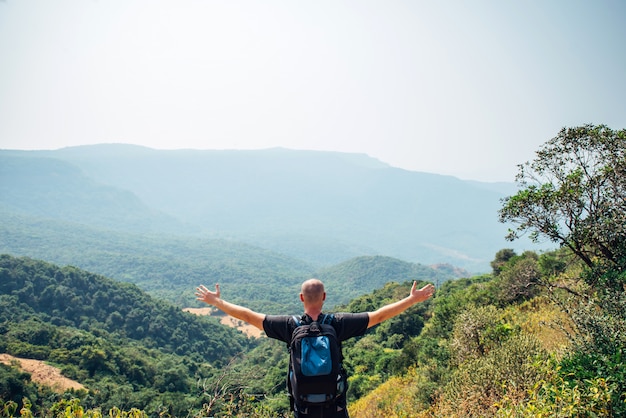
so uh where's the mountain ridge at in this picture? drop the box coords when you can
[0,144,537,270]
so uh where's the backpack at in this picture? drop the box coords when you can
[288,314,345,407]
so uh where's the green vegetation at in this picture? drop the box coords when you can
[347,124,626,417]
[0,255,257,416]
[2,241,625,417]
[1,124,624,416]
[350,249,623,417]
[0,254,458,417]
[0,212,315,312]
[0,212,458,313]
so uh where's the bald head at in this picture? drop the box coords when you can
[300,278,326,305]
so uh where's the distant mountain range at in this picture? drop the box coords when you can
[0,144,539,272]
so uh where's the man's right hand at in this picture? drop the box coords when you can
[196,284,221,305]
[195,283,266,330]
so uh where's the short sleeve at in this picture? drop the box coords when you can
[332,312,369,341]
[263,315,294,343]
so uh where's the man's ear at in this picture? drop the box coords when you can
[322,292,326,301]
[300,293,305,302]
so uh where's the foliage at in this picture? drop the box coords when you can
[317,256,462,308]
[6,246,619,418]
[436,302,548,417]
[0,212,313,313]
[491,248,517,276]
[349,367,432,418]
[0,395,291,418]
[557,289,626,415]
[3,246,620,417]
[0,398,150,418]
[497,124,626,416]
[436,333,546,417]
[0,255,253,364]
[0,255,259,417]
[0,364,42,411]
[448,305,520,366]
[495,358,616,418]
[494,251,542,305]
[0,212,460,313]
[428,274,498,339]
[499,124,626,273]
[0,253,451,417]
[339,281,434,400]
[349,241,622,417]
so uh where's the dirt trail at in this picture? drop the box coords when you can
[183,307,264,338]
[0,353,85,393]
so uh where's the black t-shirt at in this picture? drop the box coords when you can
[263,312,370,344]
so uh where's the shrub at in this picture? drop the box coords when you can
[449,305,518,367]
[438,334,546,417]
[495,358,616,417]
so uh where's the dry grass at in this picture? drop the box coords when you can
[183,307,264,338]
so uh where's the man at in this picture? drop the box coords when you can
[195,279,435,417]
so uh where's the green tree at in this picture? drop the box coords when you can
[499,124,626,415]
[499,124,626,276]
[490,248,516,276]
[495,251,541,305]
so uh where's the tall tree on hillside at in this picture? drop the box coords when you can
[499,124,626,279]
[500,125,626,415]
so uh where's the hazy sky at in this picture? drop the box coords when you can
[1,1,624,181]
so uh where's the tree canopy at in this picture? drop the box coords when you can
[499,124,626,273]
[497,125,626,416]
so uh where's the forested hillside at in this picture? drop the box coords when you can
[0,209,316,312]
[0,254,255,416]
[0,210,462,312]
[0,253,442,417]
[315,255,462,308]
[4,244,624,417]
[0,146,524,271]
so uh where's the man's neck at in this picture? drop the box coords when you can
[304,309,323,321]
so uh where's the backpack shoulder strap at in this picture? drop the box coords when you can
[320,313,335,325]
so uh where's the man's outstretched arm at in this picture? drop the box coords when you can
[367,281,435,328]
[196,284,266,330]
